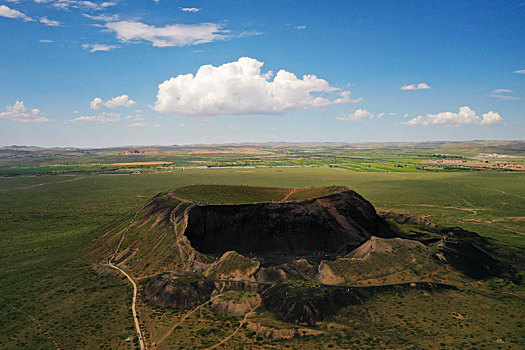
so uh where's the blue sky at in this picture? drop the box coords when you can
[0,0,524,147]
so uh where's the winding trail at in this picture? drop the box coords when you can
[107,263,145,350]
[155,293,223,348]
[412,203,484,215]
[281,188,297,202]
[106,203,151,350]
[0,176,83,193]
[205,299,261,350]
[465,184,525,200]
[3,300,61,349]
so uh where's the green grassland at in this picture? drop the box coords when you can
[172,184,343,204]
[142,287,523,349]
[0,163,524,348]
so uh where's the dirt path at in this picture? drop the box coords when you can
[107,263,145,350]
[460,220,525,236]
[281,188,297,202]
[0,176,83,193]
[412,203,484,215]
[3,300,61,349]
[205,299,261,350]
[107,204,149,350]
[168,191,192,203]
[168,200,196,270]
[109,204,146,263]
[465,184,525,200]
[154,293,223,348]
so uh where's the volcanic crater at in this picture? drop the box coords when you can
[91,185,517,326]
[183,189,396,265]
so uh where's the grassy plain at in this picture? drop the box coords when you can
[172,184,343,204]
[0,164,524,348]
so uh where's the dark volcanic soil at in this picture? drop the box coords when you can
[184,190,396,262]
[380,210,516,280]
[143,276,216,310]
[144,273,457,326]
[260,282,457,325]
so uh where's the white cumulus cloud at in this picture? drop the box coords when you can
[403,106,503,127]
[153,57,353,116]
[90,95,136,109]
[336,109,373,122]
[0,101,50,123]
[336,109,392,121]
[105,20,228,47]
[400,82,431,91]
[0,4,33,21]
[479,111,504,125]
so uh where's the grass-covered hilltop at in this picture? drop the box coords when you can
[79,184,523,349]
[1,142,524,349]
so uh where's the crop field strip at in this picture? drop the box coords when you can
[2,141,524,176]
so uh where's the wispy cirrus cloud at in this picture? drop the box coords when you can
[35,0,116,11]
[0,4,33,21]
[1,4,61,26]
[65,112,120,124]
[513,69,525,74]
[489,89,520,100]
[82,13,120,22]
[237,30,263,38]
[181,7,200,12]
[127,121,148,127]
[82,43,119,52]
